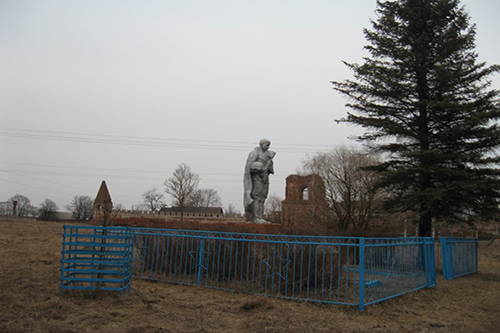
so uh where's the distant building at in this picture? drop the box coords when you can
[53,211,73,221]
[159,206,224,218]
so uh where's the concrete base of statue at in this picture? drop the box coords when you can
[247,218,271,224]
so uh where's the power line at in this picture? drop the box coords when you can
[0,127,336,147]
[0,176,78,197]
[0,170,145,201]
[0,168,167,181]
[0,169,93,192]
[0,168,285,185]
[0,162,289,180]
[0,127,355,153]
[0,161,240,176]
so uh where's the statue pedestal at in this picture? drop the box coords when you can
[247,218,271,224]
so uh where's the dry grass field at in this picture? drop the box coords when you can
[0,218,499,333]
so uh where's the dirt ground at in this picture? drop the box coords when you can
[0,219,499,333]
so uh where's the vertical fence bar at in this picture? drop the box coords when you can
[442,237,454,279]
[358,238,366,311]
[441,238,450,279]
[474,239,479,273]
[197,237,205,285]
[425,238,436,287]
[448,239,455,279]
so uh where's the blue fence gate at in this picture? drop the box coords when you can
[60,226,133,296]
[440,237,478,280]
[360,237,436,309]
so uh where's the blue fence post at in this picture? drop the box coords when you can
[441,237,454,279]
[424,238,436,287]
[197,237,205,285]
[474,238,479,273]
[358,238,366,311]
[448,238,455,279]
[441,237,447,279]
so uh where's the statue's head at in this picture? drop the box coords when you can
[259,138,271,151]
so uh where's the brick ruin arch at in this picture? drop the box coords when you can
[281,174,328,230]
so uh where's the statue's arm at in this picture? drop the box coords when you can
[245,149,259,170]
[268,160,274,174]
[266,151,275,174]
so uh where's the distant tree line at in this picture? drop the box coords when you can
[0,194,37,217]
[0,193,94,222]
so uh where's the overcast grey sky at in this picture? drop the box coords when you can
[1,0,499,213]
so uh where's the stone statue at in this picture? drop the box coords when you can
[244,138,276,223]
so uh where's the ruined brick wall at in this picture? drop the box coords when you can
[105,216,284,234]
[282,174,329,231]
[91,209,246,226]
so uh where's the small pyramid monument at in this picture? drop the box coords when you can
[93,180,113,219]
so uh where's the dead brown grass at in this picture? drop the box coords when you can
[0,219,499,333]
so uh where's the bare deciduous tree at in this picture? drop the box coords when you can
[142,188,165,212]
[38,198,58,221]
[131,203,148,210]
[164,163,200,224]
[264,193,283,224]
[225,203,241,217]
[99,199,115,227]
[0,201,11,215]
[189,188,222,207]
[9,194,36,217]
[66,195,94,222]
[301,146,384,230]
[265,194,283,215]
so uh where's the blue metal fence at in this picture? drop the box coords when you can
[60,226,133,296]
[58,226,447,309]
[440,237,478,280]
[131,228,436,310]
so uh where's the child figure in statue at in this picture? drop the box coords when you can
[243,139,276,223]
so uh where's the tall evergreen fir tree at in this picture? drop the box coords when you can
[332,0,500,236]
